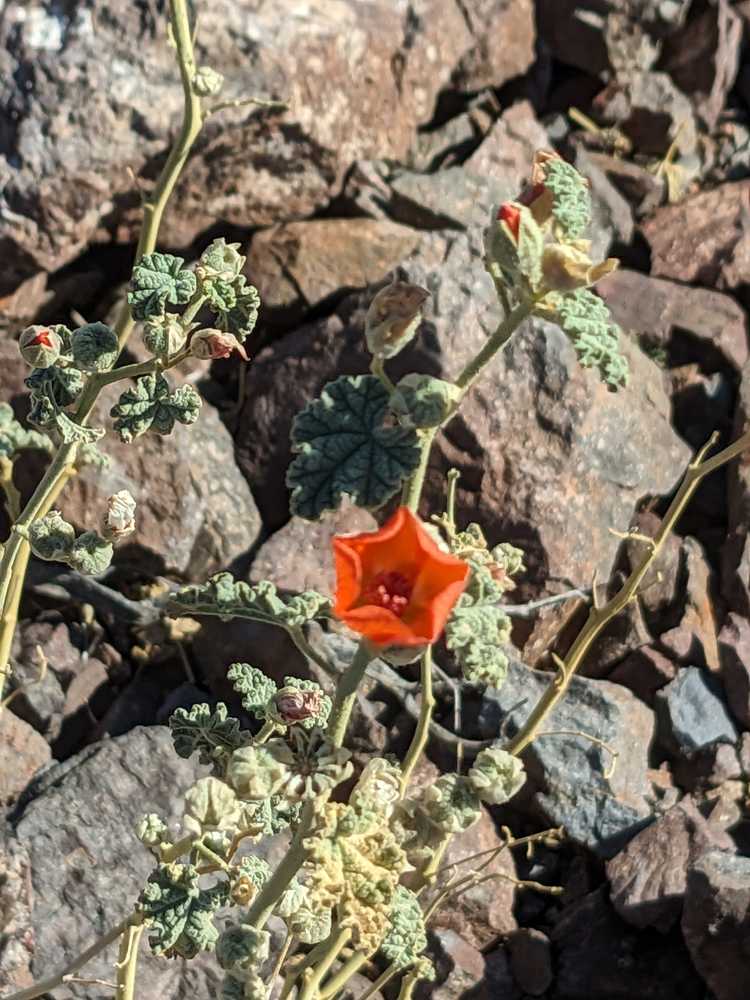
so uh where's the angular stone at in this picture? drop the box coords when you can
[574,146,634,255]
[0,711,51,808]
[597,70,698,157]
[610,645,677,705]
[724,360,750,616]
[669,364,733,451]
[642,180,750,289]
[59,387,261,580]
[606,797,734,932]
[249,506,377,598]
[552,886,705,1000]
[0,838,34,993]
[657,538,720,672]
[682,850,750,1000]
[579,150,665,218]
[597,269,749,374]
[656,667,738,755]
[480,658,655,857]
[718,611,750,728]
[246,219,420,322]
[448,0,535,92]
[506,927,553,996]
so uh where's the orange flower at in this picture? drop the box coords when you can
[333,508,470,647]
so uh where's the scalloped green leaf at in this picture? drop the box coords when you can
[287,374,420,520]
[129,252,197,321]
[170,573,331,628]
[139,862,228,958]
[110,373,201,442]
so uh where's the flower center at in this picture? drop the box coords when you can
[364,571,413,617]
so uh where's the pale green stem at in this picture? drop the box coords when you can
[399,647,434,796]
[326,640,376,748]
[318,951,368,1000]
[115,922,144,1000]
[297,926,352,1000]
[246,800,315,930]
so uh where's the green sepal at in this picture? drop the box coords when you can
[380,886,428,970]
[227,663,277,720]
[0,403,52,459]
[445,563,512,687]
[169,702,246,767]
[128,252,197,321]
[170,573,332,628]
[66,531,113,575]
[485,204,544,290]
[287,374,420,520]
[110,373,201,442]
[544,158,591,241]
[390,374,460,429]
[139,862,228,958]
[547,288,629,388]
[28,510,76,562]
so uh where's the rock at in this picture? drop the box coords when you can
[574,146,634,254]
[236,228,691,588]
[552,886,704,1000]
[642,180,750,289]
[673,742,743,793]
[597,269,749,375]
[2,726,226,999]
[596,70,698,157]
[724,360,750,616]
[656,667,738,756]
[463,101,550,187]
[59,387,261,580]
[606,797,734,932]
[580,589,652,679]
[246,219,420,323]
[0,838,34,993]
[622,511,683,626]
[669,364,733,450]
[610,645,677,705]
[578,150,665,218]
[423,929,486,1000]
[52,658,114,758]
[249,506,377,597]
[505,927,553,996]
[7,622,69,739]
[0,0,534,289]
[407,757,516,949]
[657,538,720,673]
[718,612,750,728]
[682,850,750,1000]
[0,712,51,807]
[480,658,655,858]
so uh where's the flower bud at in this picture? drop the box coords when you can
[365,280,430,360]
[496,203,521,241]
[19,325,63,368]
[71,322,119,373]
[541,243,618,292]
[190,328,248,361]
[192,65,224,97]
[142,314,187,357]
[270,686,323,726]
[517,149,562,226]
[103,490,136,540]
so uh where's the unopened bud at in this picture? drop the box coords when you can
[103,490,136,540]
[142,314,188,357]
[71,322,119,373]
[365,280,430,360]
[190,328,248,361]
[270,686,323,726]
[496,203,521,241]
[19,325,63,368]
[193,65,224,97]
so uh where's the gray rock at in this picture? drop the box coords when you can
[656,667,738,755]
[682,850,750,1000]
[606,797,734,932]
[575,146,634,256]
[420,929,487,1000]
[480,658,655,858]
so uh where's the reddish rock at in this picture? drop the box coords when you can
[0,712,51,807]
[658,538,720,672]
[0,838,34,993]
[723,359,750,617]
[597,269,749,374]
[506,927,553,996]
[682,851,750,1000]
[606,798,734,932]
[718,612,750,728]
[642,180,750,289]
[249,506,377,597]
[610,645,677,705]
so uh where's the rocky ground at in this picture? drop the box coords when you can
[1,1,750,998]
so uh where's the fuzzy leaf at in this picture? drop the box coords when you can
[390,374,460,429]
[227,663,277,719]
[28,510,76,562]
[66,531,113,575]
[129,253,197,321]
[54,410,106,446]
[170,573,331,628]
[205,274,260,342]
[287,374,420,519]
[110,373,201,442]
[445,563,512,687]
[551,289,629,388]
[169,703,246,766]
[380,886,428,970]
[139,863,227,958]
[544,158,591,241]
[0,403,52,459]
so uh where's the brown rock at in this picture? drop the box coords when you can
[448,0,535,92]
[682,851,750,1000]
[718,612,750,728]
[606,797,734,932]
[580,151,665,218]
[621,511,683,624]
[642,180,750,289]
[249,506,377,597]
[723,359,750,616]
[597,269,749,374]
[658,538,720,672]
[246,219,420,322]
[463,100,549,185]
[506,927,553,996]
[0,712,51,807]
[610,645,677,704]
[53,659,114,758]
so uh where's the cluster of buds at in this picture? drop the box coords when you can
[269,685,323,727]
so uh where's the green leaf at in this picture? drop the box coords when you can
[544,158,591,241]
[287,374,420,519]
[216,924,270,973]
[380,886,427,970]
[170,573,332,628]
[28,510,75,562]
[129,252,197,321]
[66,531,113,576]
[206,274,260,342]
[169,702,246,766]
[390,374,460,429]
[0,403,52,459]
[227,663,277,719]
[550,289,629,388]
[25,367,84,430]
[139,862,227,958]
[54,410,106,446]
[445,563,512,687]
[110,373,201,442]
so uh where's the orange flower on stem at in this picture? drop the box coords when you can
[333,507,470,647]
